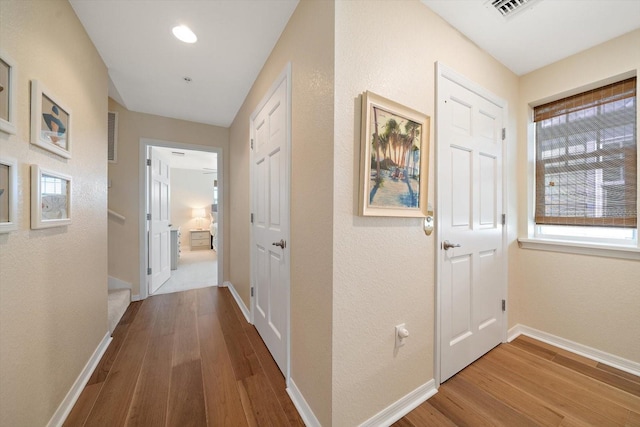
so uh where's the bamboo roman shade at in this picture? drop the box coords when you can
[534,77,637,228]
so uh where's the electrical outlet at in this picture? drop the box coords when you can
[395,323,409,348]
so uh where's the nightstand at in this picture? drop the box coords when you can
[190,229,210,250]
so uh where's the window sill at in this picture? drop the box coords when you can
[517,238,640,261]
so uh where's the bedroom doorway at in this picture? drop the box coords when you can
[140,138,223,299]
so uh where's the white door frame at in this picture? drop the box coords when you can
[434,62,509,386]
[138,138,224,300]
[249,63,292,383]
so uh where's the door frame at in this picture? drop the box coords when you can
[138,138,224,300]
[249,63,292,383]
[434,62,509,386]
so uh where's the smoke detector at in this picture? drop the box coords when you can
[486,0,542,19]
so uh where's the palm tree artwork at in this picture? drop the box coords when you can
[368,105,422,209]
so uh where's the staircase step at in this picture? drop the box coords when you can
[108,288,130,333]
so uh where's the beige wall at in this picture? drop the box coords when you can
[228,0,335,423]
[333,1,519,424]
[515,30,640,363]
[107,99,229,296]
[0,1,109,425]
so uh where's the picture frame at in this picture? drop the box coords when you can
[0,156,18,233]
[30,80,72,158]
[0,49,17,135]
[359,91,430,217]
[31,164,72,229]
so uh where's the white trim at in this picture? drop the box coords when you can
[287,378,321,427]
[131,294,142,302]
[139,138,225,300]
[358,380,438,427]
[226,281,251,324]
[434,62,509,385]
[46,332,112,427]
[518,237,640,260]
[508,324,640,377]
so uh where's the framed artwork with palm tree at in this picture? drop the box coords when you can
[359,91,430,217]
[30,80,72,158]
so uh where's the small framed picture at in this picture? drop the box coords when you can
[359,91,430,217]
[31,80,72,158]
[0,157,18,233]
[0,49,17,135]
[31,164,72,229]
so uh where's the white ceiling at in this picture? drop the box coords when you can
[71,0,640,129]
[70,0,298,127]
[421,0,640,76]
[154,146,217,173]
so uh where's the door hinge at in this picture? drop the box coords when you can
[147,213,151,220]
[501,213,506,225]
[251,287,254,297]
[502,128,506,140]
[250,213,254,223]
[250,138,254,150]
[147,267,152,275]
[146,158,151,166]
[502,299,506,312]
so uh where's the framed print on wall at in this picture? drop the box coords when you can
[359,91,430,217]
[0,157,18,233]
[0,49,17,135]
[31,164,72,229]
[30,80,72,158]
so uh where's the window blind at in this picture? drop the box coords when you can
[534,77,637,228]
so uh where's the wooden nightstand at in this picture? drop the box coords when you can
[190,229,210,250]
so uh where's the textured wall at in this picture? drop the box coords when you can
[333,1,519,424]
[228,0,335,423]
[515,30,640,362]
[107,99,228,297]
[0,1,108,425]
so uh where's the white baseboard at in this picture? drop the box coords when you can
[46,332,112,427]
[508,324,640,376]
[131,294,141,302]
[287,378,321,427]
[225,281,251,323]
[107,275,131,291]
[359,380,437,427]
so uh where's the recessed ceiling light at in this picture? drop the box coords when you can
[172,25,197,43]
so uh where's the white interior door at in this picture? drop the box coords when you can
[251,69,290,377]
[149,146,172,294]
[438,66,506,382]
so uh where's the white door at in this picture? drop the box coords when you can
[251,68,290,376]
[148,146,172,294]
[438,66,506,382]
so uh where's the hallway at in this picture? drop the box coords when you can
[64,287,303,426]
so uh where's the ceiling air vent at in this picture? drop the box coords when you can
[488,0,541,19]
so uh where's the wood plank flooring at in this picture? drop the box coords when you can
[395,335,640,427]
[66,286,640,426]
[64,287,304,427]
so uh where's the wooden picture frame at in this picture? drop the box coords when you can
[31,164,72,229]
[0,156,18,233]
[359,91,430,217]
[0,49,17,135]
[30,80,72,158]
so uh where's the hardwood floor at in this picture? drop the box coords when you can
[66,287,640,426]
[395,335,640,427]
[64,287,304,427]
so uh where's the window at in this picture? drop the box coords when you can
[533,77,637,245]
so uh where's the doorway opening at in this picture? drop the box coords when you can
[139,138,224,300]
